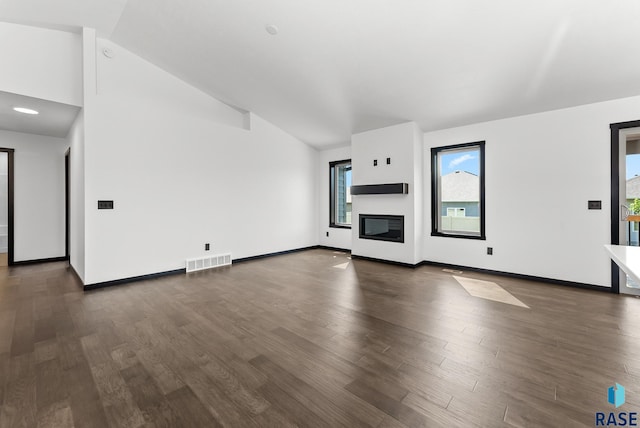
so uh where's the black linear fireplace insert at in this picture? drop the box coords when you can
[359,214,404,243]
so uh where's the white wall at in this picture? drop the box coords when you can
[423,95,640,287]
[318,145,352,250]
[351,122,423,265]
[68,110,85,281]
[0,130,67,261]
[81,37,318,285]
[0,22,82,106]
[5,22,631,289]
[412,124,424,264]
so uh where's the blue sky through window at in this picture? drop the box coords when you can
[627,154,640,179]
[440,149,480,176]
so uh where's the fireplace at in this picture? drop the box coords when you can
[359,214,404,243]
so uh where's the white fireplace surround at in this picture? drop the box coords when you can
[351,122,423,265]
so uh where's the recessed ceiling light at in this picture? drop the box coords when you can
[13,107,39,115]
[265,24,279,35]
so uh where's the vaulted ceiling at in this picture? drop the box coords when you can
[2,0,640,147]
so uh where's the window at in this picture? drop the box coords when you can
[329,159,352,228]
[431,141,485,239]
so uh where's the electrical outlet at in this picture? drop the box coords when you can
[326,231,329,237]
[205,243,210,251]
[487,247,493,255]
[386,157,391,165]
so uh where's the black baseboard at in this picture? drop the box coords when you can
[11,256,69,266]
[420,260,609,293]
[233,246,321,264]
[346,252,609,293]
[351,254,420,268]
[84,245,321,291]
[80,246,609,294]
[84,268,186,291]
[317,245,351,253]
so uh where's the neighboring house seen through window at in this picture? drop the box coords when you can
[447,207,466,217]
[431,142,485,239]
[330,159,352,228]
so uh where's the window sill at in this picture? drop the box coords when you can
[431,231,486,240]
[329,224,352,229]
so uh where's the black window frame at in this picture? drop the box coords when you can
[329,159,352,229]
[431,141,486,240]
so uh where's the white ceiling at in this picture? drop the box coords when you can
[0,91,80,138]
[0,0,127,35]
[3,0,640,147]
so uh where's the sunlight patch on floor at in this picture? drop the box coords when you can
[333,262,350,270]
[453,276,529,308]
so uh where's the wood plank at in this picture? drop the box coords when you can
[80,333,145,428]
[120,362,178,427]
[250,354,372,427]
[33,317,56,344]
[56,335,84,371]
[34,339,58,364]
[132,346,185,395]
[65,357,110,428]
[344,378,432,427]
[249,406,299,428]
[180,320,267,390]
[0,353,37,428]
[246,333,386,427]
[0,310,16,354]
[503,397,586,428]
[377,415,409,428]
[110,344,138,371]
[402,392,472,428]
[165,386,223,428]
[35,358,65,413]
[0,352,8,406]
[10,300,34,357]
[36,400,75,428]
[257,381,332,428]
[130,318,262,427]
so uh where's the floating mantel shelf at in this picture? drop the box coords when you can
[351,183,409,195]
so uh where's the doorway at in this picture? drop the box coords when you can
[65,149,70,260]
[0,148,14,266]
[610,120,640,294]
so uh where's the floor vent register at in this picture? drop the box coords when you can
[186,253,232,273]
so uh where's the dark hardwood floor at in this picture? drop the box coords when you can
[0,248,639,427]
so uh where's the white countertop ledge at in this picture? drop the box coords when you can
[604,244,640,286]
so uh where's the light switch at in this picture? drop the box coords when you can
[588,200,601,210]
[98,200,114,210]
